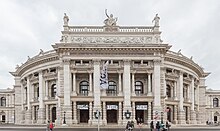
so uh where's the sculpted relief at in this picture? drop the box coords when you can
[70,36,153,44]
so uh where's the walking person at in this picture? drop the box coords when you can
[166,121,171,131]
[49,121,54,131]
[46,120,50,131]
[156,121,160,131]
[150,120,154,131]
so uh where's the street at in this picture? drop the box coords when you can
[0,127,220,131]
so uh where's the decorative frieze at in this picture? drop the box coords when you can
[70,36,153,44]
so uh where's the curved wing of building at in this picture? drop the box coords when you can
[2,13,214,126]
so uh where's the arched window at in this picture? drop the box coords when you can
[0,97,6,106]
[135,81,143,95]
[107,81,117,96]
[51,84,57,97]
[166,85,171,98]
[79,81,89,96]
[213,98,219,107]
[37,87,39,98]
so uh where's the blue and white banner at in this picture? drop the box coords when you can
[100,61,109,89]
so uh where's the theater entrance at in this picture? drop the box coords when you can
[77,103,89,123]
[106,103,118,123]
[80,110,89,123]
[135,103,147,124]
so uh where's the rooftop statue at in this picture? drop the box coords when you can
[63,13,69,25]
[104,9,117,26]
[152,14,160,26]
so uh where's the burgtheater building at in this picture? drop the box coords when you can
[0,13,218,126]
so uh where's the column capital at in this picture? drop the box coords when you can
[93,59,101,65]
[123,59,131,65]
[62,58,71,64]
[153,59,161,65]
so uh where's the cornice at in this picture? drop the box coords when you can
[14,53,59,76]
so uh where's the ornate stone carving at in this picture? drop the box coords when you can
[71,36,152,44]
[63,13,69,26]
[104,9,117,26]
[152,14,160,26]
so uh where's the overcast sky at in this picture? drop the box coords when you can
[0,0,220,90]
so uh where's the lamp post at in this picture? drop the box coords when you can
[63,111,66,124]
[125,110,131,119]
[161,111,164,124]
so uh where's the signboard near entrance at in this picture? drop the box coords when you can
[136,105,147,110]
[77,104,88,110]
[107,105,118,110]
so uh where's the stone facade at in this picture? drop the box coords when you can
[0,13,216,126]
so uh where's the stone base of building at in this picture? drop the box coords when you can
[178,111,186,124]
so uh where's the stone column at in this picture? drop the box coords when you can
[37,71,45,124]
[89,72,93,96]
[102,101,107,125]
[55,97,62,126]
[92,59,101,125]
[123,60,132,124]
[45,104,49,122]
[88,102,93,125]
[147,73,152,96]
[147,102,152,124]
[163,71,167,98]
[187,85,190,102]
[178,71,185,124]
[132,102,136,122]
[131,72,135,96]
[63,58,72,125]
[190,78,196,124]
[73,101,78,124]
[25,76,32,124]
[45,80,48,100]
[174,81,177,100]
[153,59,162,115]
[118,102,122,125]
[173,105,178,124]
[118,71,122,96]
[72,71,77,96]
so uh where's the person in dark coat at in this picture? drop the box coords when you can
[156,121,160,131]
[150,121,154,131]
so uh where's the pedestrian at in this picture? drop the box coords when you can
[150,121,154,131]
[156,121,160,131]
[49,121,54,131]
[46,120,50,131]
[166,121,171,131]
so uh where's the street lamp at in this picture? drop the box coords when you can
[63,111,66,124]
[124,110,131,119]
[161,112,164,124]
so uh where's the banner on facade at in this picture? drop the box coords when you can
[77,104,89,110]
[100,61,109,89]
[107,105,118,110]
[136,105,148,110]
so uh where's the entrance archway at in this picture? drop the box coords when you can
[51,107,56,122]
[107,110,117,123]
[80,110,89,123]
[166,107,172,122]
[2,115,5,123]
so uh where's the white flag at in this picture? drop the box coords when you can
[100,61,109,89]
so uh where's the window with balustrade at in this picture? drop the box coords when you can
[51,84,57,97]
[106,81,117,96]
[213,98,219,107]
[0,97,6,106]
[166,85,172,98]
[135,81,143,95]
[79,81,89,96]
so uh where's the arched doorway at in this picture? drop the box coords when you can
[2,115,5,123]
[51,107,56,122]
[166,107,172,122]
